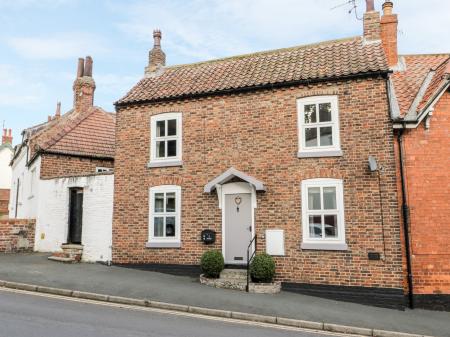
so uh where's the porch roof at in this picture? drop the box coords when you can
[203,167,266,193]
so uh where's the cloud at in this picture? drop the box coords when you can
[113,0,363,64]
[0,64,48,106]
[6,33,109,60]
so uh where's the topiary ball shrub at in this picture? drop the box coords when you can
[201,250,224,278]
[250,253,275,283]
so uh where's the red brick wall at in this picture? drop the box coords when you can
[113,77,403,289]
[399,90,450,295]
[40,153,113,180]
[0,219,35,252]
[0,189,9,219]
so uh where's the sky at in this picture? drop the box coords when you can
[0,0,449,145]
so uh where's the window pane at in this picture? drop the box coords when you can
[324,215,338,238]
[308,187,321,210]
[305,128,318,147]
[166,192,176,212]
[304,104,317,123]
[320,127,333,146]
[154,217,164,237]
[167,140,177,157]
[156,120,165,137]
[166,216,176,237]
[167,119,177,136]
[309,215,322,238]
[156,141,165,158]
[319,103,332,122]
[154,193,164,212]
[323,187,336,209]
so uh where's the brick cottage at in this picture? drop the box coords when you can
[113,2,408,307]
[384,2,450,309]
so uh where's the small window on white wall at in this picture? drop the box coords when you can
[96,167,113,173]
[30,168,36,197]
[147,185,181,248]
[301,178,347,250]
[297,96,342,157]
[149,113,182,167]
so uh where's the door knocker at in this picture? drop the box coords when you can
[234,196,242,212]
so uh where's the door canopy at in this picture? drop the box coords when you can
[204,167,266,193]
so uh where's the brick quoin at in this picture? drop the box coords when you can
[113,78,404,291]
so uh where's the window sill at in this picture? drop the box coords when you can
[146,241,181,248]
[297,150,343,158]
[301,242,348,251]
[147,160,183,168]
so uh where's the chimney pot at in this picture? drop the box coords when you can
[84,56,93,77]
[383,1,393,15]
[366,0,375,12]
[55,101,61,118]
[153,29,162,47]
[1,128,13,145]
[77,58,85,78]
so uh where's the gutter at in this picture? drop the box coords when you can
[397,128,414,309]
[115,70,390,109]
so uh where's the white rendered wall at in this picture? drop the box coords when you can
[35,174,113,262]
[9,148,40,219]
[0,146,13,189]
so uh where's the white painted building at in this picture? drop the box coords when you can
[8,56,116,263]
[36,174,113,262]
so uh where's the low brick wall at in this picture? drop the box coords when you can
[0,219,36,253]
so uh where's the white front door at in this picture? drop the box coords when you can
[224,192,252,264]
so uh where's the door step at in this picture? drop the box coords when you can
[200,268,281,294]
[200,268,248,291]
[48,244,83,263]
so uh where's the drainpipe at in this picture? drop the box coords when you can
[397,128,414,309]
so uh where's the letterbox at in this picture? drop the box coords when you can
[201,229,216,244]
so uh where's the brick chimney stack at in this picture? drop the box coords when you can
[363,0,381,41]
[73,56,96,112]
[2,129,12,145]
[145,29,166,77]
[381,1,398,67]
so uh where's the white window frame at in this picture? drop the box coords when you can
[29,167,36,198]
[301,178,347,250]
[149,112,182,167]
[96,167,113,173]
[147,185,181,248]
[297,95,342,157]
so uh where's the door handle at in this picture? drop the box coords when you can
[247,226,252,232]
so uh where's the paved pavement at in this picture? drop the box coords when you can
[0,289,328,337]
[0,253,448,337]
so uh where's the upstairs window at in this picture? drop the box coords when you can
[149,113,182,167]
[301,178,347,250]
[297,96,341,157]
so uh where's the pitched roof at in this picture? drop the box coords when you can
[391,54,450,116]
[28,107,115,160]
[117,36,389,106]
